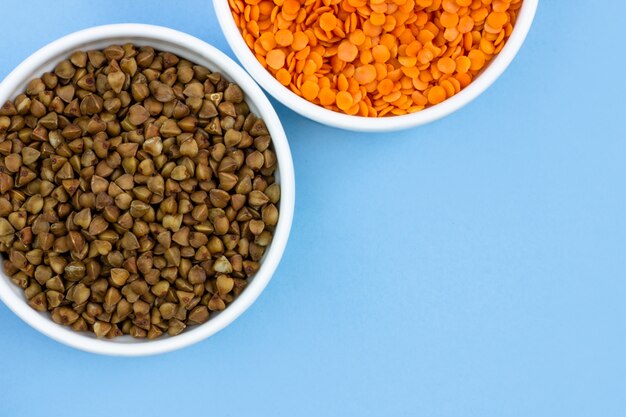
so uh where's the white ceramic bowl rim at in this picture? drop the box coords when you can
[0,24,295,356]
[214,0,539,132]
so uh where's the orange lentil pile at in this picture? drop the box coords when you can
[229,0,522,117]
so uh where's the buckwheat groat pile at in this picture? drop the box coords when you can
[0,44,280,339]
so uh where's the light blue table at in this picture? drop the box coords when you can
[1,1,625,416]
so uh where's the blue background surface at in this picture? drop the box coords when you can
[1,1,625,416]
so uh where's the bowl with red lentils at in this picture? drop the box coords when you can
[214,0,538,132]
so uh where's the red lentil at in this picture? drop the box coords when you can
[229,0,522,116]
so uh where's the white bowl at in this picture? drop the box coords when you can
[0,24,295,356]
[214,0,538,132]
